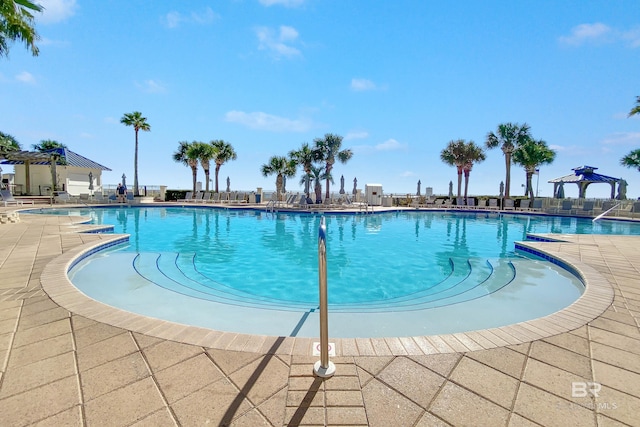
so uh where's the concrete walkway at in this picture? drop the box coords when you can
[0,212,639,426]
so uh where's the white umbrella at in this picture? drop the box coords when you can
[339,175,345,194]
[417,180,421,196]
[556,182,565,199]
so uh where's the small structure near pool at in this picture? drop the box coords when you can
[548,166,623,199]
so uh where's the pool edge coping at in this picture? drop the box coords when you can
[40,230,615,356]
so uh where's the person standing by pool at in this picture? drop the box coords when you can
[117,183,127,203]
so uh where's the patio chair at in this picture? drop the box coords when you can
[576,201,595,216]
[503,199,515,210]
[517,199,531,211]
[210,192,221,203]
[0,189,35,207]
[487,199,499,210]
[178,191,193,202]
[455,197,465,208]
[126,193,135,203]
[558,200,574,214]
[632,202,640,218]
[531,199,543,211]
[198,192,212,203]
[466,198,476,209]
[54,191,78,204]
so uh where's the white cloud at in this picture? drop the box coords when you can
[104,117,119,124]
[344,131,369,140]
[549,144,567,151]
[163,7,218,29]
[135,79,167,93]
[255,26,302,59]
[602,132,640,145]
[224,110,312,132]
[258,0,305,7]
[16,71,35,84]
[352,138,407,154]
[622,27,640,48]
[350,78,376,91]
[400,171,417,177]
[559,23,612,46]
[558,22,640,48]
[375,139,406,151]
[37,0,77,24]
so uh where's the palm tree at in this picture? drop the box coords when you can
[461,142,486,199]
[32,139,67,151]
[0,132,21,158]
[210,140,237,193]
[197,143,216,192]
[485,122,531,198]
[0,0,42,58]
[620,149,640,172]
[440,139,467,197]
[173,141,203,194]
[289,143,320,197]
[628,96,640,118]
[513,138,556,202]
[33,140,67,191]
[120,111,151,196]
[260,156,297,201]
[300,164,329,204]
[313,133,352,200]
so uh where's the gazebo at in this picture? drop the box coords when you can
[548,166,621,199]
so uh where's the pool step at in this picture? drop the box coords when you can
[133,252,313,311]
[132,252,519,312]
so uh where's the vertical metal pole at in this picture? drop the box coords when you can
[314,216,335,378]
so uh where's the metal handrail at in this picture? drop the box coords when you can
[314,216,335,378]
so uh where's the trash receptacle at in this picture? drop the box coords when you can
[255,194,261,203]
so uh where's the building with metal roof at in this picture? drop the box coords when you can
[547,165,623,199]
[0,148,111,196]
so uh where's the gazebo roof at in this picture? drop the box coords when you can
[0,148,111,171]
[547,165,620,185]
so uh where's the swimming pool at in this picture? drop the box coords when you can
[30,206,637,337]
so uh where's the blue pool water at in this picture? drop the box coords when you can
[28,207,638,337]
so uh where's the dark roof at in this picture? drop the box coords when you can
[0,148,111,171]
[548,165,620,184]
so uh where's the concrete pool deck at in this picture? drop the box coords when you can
[1,210,639,426]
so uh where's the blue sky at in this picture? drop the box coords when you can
[2,0,639,199]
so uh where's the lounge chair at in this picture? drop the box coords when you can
[0,189,35,207]
[632,202,640,218]
[558,200,574,214]
[517,199,531,211]
[503,199,515,210]
[126,193,135,203]
[466,198,476,209]
[197,192,212,203]
[210,192,221,203]
[531,199,543,211]
[54,191,78,204]
[455,197,465,208]
[576,201,595,216]
[487,199,499,210]
[178,191,193,202]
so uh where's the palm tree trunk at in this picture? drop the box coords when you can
[215,164,221,193]
[204,169,210,192]
[463,170,470,199]
[325,162,332,200]
[504,153,511,198]
[457,167,463,197]
[133,129,139,196]
[191,166,197,194]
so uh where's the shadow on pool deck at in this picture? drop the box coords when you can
[0,211,639,426]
